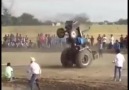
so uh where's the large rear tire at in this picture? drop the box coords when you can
[61,48,73,67]
[76,49,93,68]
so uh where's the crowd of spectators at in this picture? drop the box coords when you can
[2,33,67,48]
[96,34,128,50]
[2,33,128,51]
[36,33,67,48]
[2,33,34,48]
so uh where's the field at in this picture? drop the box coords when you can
[2,25,128,90]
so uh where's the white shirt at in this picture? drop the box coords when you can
[110,36,114,45]
[103,36,107,43]
[29,62,42,75]
[114,53,125,67]
[5,66,13,78]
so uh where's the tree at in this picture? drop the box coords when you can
[11,16,19,25]
[2,1,14,25]
[2,8,12,25]
[19,13,34,25]
[115,19,127,25]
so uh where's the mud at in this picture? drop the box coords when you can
[2,78,127,90]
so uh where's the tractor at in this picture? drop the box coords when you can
[57,21,97,68]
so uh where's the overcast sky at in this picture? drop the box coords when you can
[3,0,127,22]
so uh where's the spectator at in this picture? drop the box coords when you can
[16,33,18,37]
[86,34,90,46]
[90,35,94,46]
[120,35,124,49]
[37,34,40,48]
[61,36,67,47]
[28,40,33,48]
[3,34,7,47]
[25,35,28,42]
[102,34,107,49]
[40,33,45,48]
[51,35,57,47]
[109,34,115,49]
[44,34,48,47]
[25,40,29,48]
[98,40,103,57]
[3,34,7,42]
[114,40,120,52]
[112,49,125,82]
[4,62,14,81]
[19,34,22,41]
[47,34,51,48]
[59,38,63,47]
[124,35,128,49]
[28,57,41,90]
[97,34,102,45]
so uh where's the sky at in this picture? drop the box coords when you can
[2,0,127,22]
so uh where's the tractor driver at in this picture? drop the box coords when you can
[76,36,86,46]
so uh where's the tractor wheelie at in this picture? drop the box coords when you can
[57,21,96,68]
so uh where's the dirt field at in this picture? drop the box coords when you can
[2,49,128,90]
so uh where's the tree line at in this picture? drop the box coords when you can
[98,19,127,25]
[2,8,127,26]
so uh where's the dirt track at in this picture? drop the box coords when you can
[2,49,128,90]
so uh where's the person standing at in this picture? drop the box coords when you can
[28,57,42,90]
[119,35,124,49]
[112,49,125,82]
[98,40,103,57]
[114,40,120,52]
[102,34,107,49]
[110,34,115,49]
[90,35,94,46]
[86,34,90,46]
[124,35,128,49]
[37,34,41,48]
[97,34,102,45]
[47,34,51,48]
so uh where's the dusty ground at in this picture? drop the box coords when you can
[2,48,128,90]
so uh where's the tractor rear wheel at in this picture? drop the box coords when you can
[76,49,93,68]
[61,48,73,67]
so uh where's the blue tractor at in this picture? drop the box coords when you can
[57,21,95,68]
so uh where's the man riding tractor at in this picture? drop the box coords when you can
[57,21,97,68]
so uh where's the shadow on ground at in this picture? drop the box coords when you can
[40,65,81,69]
